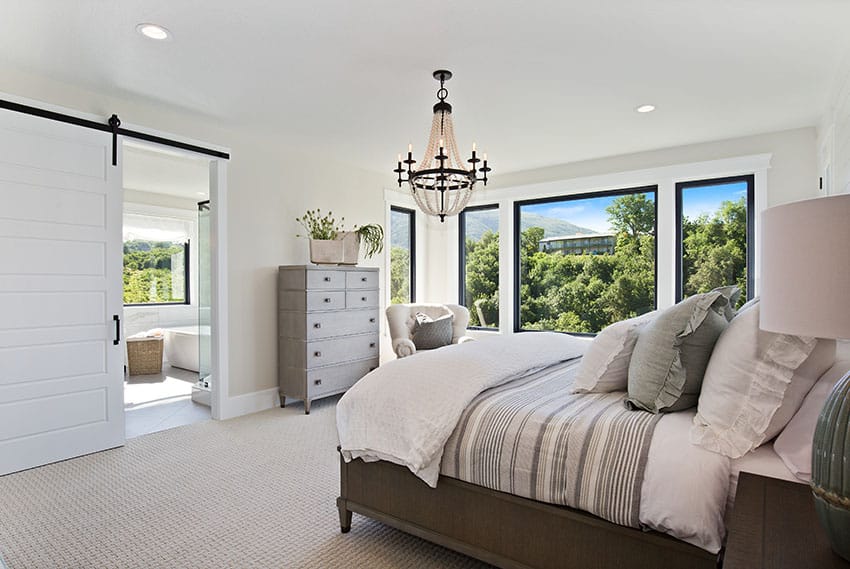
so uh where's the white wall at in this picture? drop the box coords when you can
[818,58,850,197]
[0,68,387,408]
[818,59,850,358]
[416,127,819,332]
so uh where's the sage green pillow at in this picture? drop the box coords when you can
[625,287,738,413]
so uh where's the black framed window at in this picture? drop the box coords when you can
[390,206,416,304]
[676,175,754,306]
[514,186,657,334]
[459,204,499,329]
[123,211,191,306]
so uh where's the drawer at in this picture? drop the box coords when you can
[306,290,346,311]
[307,334,379,368]
[346,289,379,309]
[346,270,379,289]
[303,309,379,340]
[306,270,345,290]
[308,357,379,398]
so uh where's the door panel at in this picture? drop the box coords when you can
[0,107,124,475]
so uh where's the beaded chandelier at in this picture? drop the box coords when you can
[394,70,491,222]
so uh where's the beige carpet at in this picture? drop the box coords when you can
[0,396,492,568]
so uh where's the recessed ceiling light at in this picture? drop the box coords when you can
[635,104,656,113]
[136,23,171,41]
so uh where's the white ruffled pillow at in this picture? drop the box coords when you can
[690,300,835,458]
[773,360,850,481]
[572,311,655,393]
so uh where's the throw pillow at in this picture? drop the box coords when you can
[573,310,657,393]
[412,313,453,351]
[626,286,738,413]
[691,300,836,458]
[774,361,850,481]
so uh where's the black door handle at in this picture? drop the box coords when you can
[113,314,120,345]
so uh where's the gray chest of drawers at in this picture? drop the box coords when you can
[278,265,380,414]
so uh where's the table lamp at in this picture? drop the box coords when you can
[760,193,850,561]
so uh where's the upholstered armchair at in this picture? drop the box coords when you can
[386,303,474,358]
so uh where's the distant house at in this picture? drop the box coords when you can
[539,233,616,255]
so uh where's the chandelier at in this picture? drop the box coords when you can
[394,70,491,222]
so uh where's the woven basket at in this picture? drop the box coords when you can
[127,337,164,375]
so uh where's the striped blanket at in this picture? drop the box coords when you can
[441,359,661,529]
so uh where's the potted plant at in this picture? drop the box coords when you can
[296,209,384,265]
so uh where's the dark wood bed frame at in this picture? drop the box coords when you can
[337,451,721,569]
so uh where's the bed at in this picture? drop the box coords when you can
[334,332,808,569]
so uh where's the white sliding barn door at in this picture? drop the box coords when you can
[0,107,124,475]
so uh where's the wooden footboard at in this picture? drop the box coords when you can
[337,452,720,569]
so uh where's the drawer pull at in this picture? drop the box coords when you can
[314,379,322,386]
[324,297,332,303]
[361,296,367,302]
[313,322,322,329]
[314,351,322,357]
[323,276,331,282]
[369,342,376,348]
[369,317,376,323]
[361,277,368,282]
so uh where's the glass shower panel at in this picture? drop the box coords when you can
[198,201,212,387]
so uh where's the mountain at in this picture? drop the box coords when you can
[389,208,598,244]
[461,209,597,241]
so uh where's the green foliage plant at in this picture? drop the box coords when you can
[355,223,384,259]
[296,209,385,260]
[295,209,345,240]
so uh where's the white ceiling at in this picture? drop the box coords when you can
[3,1,850,174]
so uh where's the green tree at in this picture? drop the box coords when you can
[682,197,747,305]
[389,246,411,304]
[464,230,499,327]
[605,193,655,238]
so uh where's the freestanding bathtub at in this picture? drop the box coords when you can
[163,325,210,372]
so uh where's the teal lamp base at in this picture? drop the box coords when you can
[812,488,850,561]
[812,370,850,563]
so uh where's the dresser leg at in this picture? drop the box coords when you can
[280,395,286,408]
[304,399,311,415]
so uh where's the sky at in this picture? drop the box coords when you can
[522,193,648,233]
[521,181,747,233]
[680,181,748,220]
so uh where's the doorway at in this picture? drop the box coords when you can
[121,141,218,437]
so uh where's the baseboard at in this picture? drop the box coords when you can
[218,387,279,420]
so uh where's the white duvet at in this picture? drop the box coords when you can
[337,332,732,553]
[337,332,588,486]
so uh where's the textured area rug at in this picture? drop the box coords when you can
[0,397,491,568]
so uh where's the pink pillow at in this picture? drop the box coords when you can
[773,360,850,481]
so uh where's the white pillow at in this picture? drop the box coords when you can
[691,300,835,458]
[774,361,850,481]
[572,311,656,393]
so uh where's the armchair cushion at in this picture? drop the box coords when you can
[412,312,454,350]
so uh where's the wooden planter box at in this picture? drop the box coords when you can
[310,232,360,265]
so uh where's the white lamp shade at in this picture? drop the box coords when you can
[760,193,850,339]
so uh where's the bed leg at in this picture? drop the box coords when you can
[336,497,352,533]
[304,399,311,415]
[280,395,286,408]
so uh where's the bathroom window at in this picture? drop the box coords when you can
[123,212,192,305]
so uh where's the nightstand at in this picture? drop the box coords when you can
[724,472,850,569]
